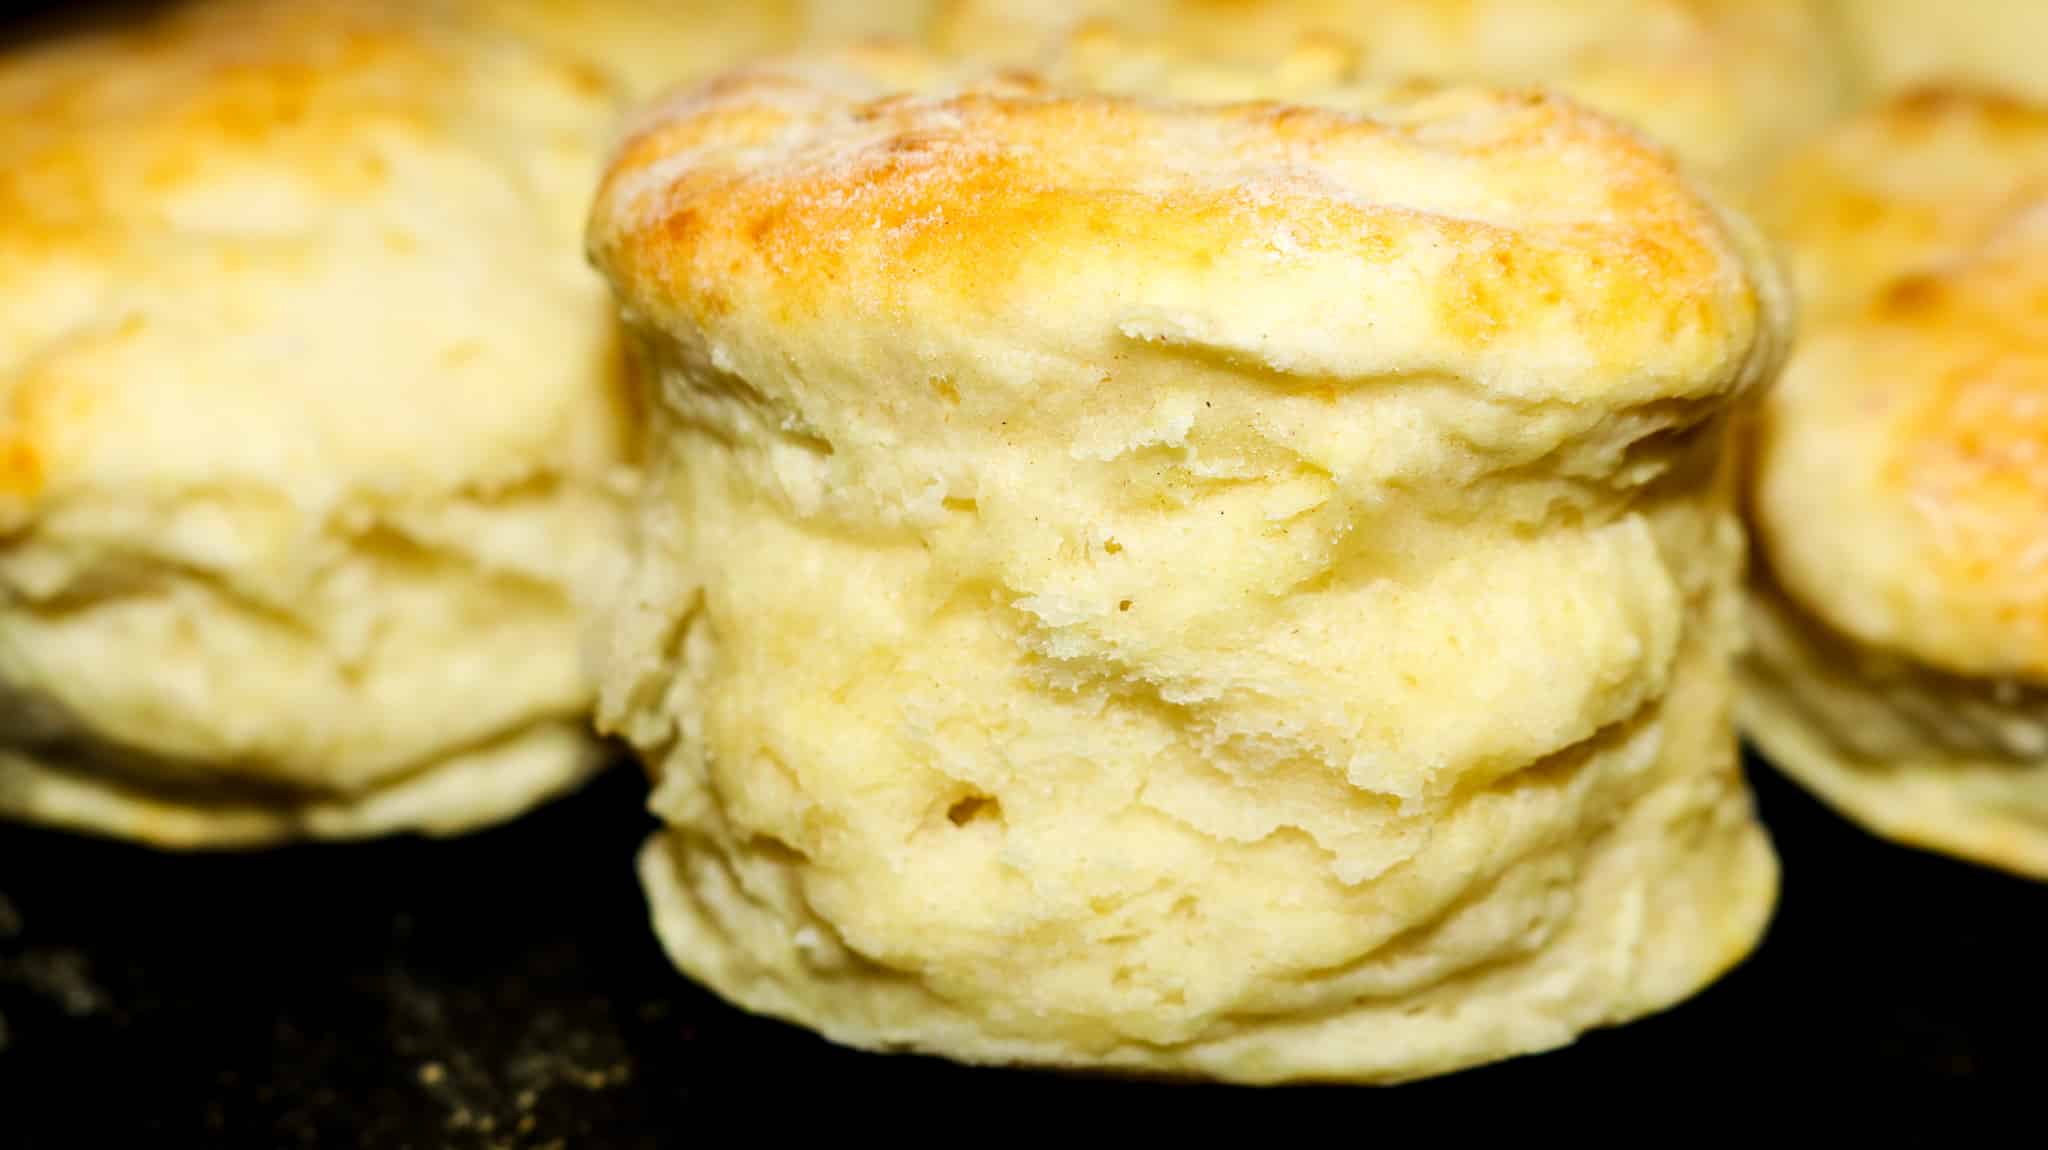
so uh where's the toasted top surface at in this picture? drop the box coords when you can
[928,0,1846,186]
[1757,189,2048,680]
[1760,85,2048,323]
[591,50,1782,416]
[1754,86,2048,679]
[0,0,630,531]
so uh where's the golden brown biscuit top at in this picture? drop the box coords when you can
[591,51,1782,411]
[1757,194,2048,679]
[0,1,616,224]
[0,0,628,527]
[1876,208,2048,652]
[1759,85,2048,323]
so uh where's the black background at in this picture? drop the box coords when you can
[3,753,2038,1144]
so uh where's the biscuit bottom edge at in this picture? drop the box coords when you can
[634,781,1778,1085]
[1739,591,2048,879]
[0,722,609,849]
[1738,687,2048,880]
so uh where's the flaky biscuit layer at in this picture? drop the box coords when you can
[0,0,634,843]
[593,53,1784,1080]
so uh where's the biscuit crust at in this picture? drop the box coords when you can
[1755,85,2048,323]
[0,0,633,844]
[1744,88,2048,876]
[595,53,1784,1081]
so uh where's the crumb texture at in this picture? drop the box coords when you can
[595,54,1782,1082]
[1743,86,2048,876]
[0,0,633,843]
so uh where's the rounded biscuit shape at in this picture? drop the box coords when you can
[1744,88,2048,876]
[1759,208,2048,682]
[0,0,633,845]
[593,51,1785,1081]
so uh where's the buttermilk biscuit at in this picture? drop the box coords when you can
[591,52,1787,1083]
[1835,0,2048,103]
[462,1,939,100]
[1746,91,2048,877]
[928,0,1848,189]
[0,0,633,846]
[1756,86,2048,325]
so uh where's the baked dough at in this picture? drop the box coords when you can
[1755,85,2048,325]
[462,0,938,100]
[0,0,633,846]
[592,50,1787,1082]
[1745,88,2048,876]
[1835,0,2048,103]
[929,0,1848,189]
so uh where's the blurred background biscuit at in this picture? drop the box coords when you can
[1745,88,2048,876]
[1756,85,2048,324]
[0,0,635,845]
[1835,0,2048,104]
[461,0,938,101]
[930,0,1849,189]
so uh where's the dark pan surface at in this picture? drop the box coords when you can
[2,754,2037,1145]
